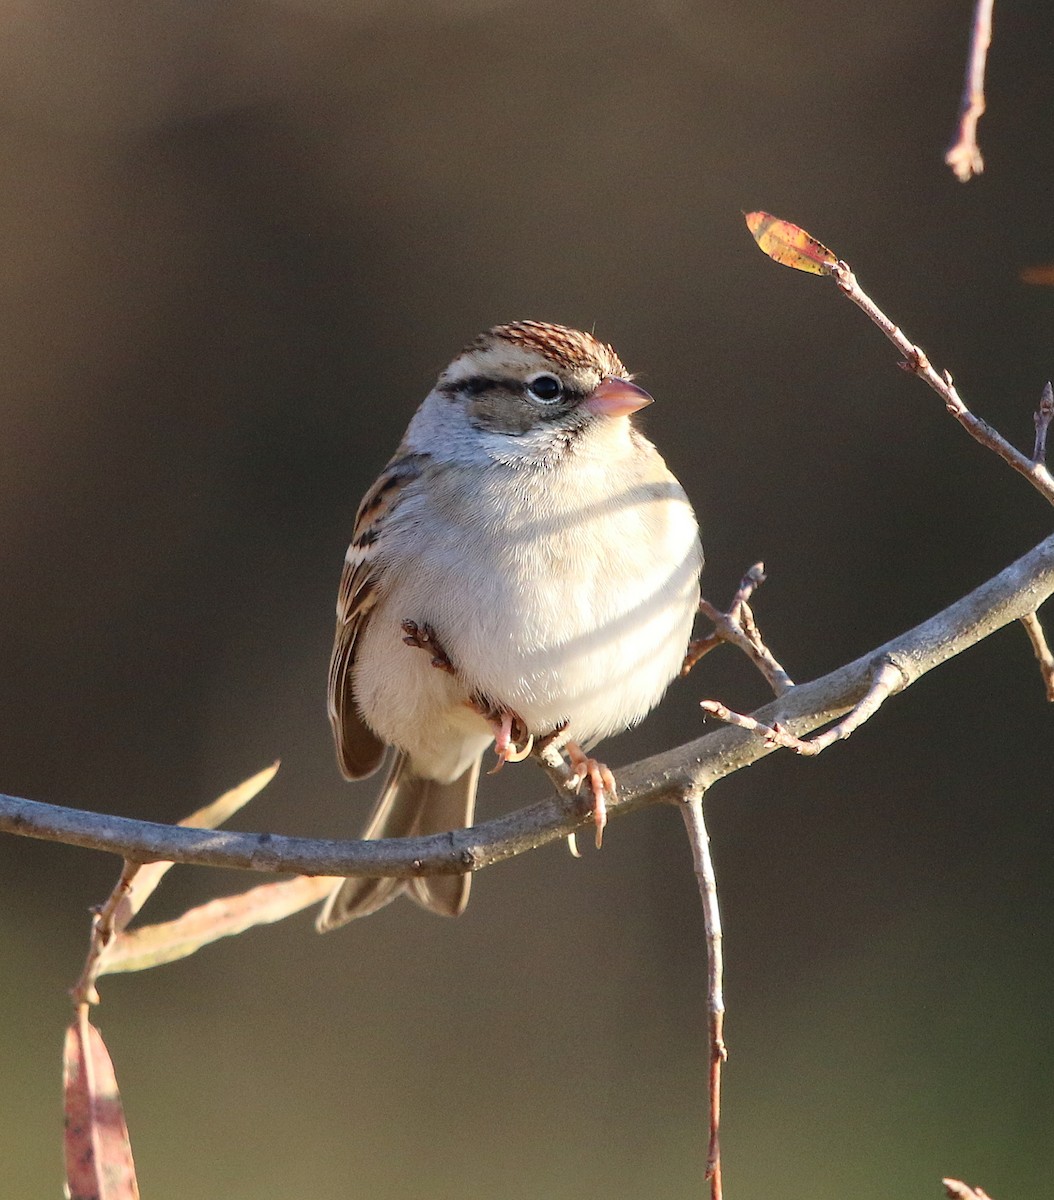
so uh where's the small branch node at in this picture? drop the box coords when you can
[831,259,855,292]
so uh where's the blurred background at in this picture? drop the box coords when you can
[1,0,1052,1196]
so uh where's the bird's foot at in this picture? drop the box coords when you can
[400,620,456,674]
[487,707,534,772]
[464,694,533,772]
[565,741,616,849]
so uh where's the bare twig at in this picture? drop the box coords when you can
[680,793,725,1200]
[682,565,763,675]
[701,655,907,755]
[828,260,1054,507]
[70,860,141,1009]
[1033,381,1054,465]
[945,0,995,182]
[3,532,1054,876]
[1019,610,1054,701]
[684,562,796,696]
[943,1180,994,1200]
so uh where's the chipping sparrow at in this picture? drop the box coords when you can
[319,321,702,930]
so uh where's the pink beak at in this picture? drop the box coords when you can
[585,376,654,418]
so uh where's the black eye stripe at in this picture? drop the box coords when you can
[441,374,587,405]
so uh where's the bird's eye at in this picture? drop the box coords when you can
[526,373,563,403]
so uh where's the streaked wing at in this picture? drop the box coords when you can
[327,451,427,779]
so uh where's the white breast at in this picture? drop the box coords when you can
[353,423,702,778]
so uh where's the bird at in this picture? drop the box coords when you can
[318,320,702,931]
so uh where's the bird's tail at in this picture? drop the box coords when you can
[316,751,480,931]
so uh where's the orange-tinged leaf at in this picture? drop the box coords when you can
[1020,263,1054,286]
[63,1012,139,1200]
[744,212,838,275]
[109,760,281,934]
[179,759,281,831]
[99,875,335,975]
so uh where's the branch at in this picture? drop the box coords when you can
[1019,610,1054,701]
[744,215,1054,508]
[701,655,907,754]
[71,861,140,1008]
[680,794,726,1200]
[945,0,995,183]
[829,261,1054,507]
[1033,381,1054,466]
[3,532,1054,876]
[684,562,796,696]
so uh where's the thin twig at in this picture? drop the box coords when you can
[685,563,796,696]
[1019,611,1054,701]
[828,260,1054,507]
[70,860,141,1008]
[2,532,1054,876]
[945,0,995,182]
[683,563,767,675]
[1033,381,1054,465]
[701,655,907,755]
[680,793,725,1200]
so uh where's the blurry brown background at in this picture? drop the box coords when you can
[1,1,1053,1196]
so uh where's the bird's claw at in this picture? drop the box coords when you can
[565,742,616,849]
[483,705,533,774]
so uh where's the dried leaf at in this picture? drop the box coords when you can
[744,211,838,275]
[109,760,280,934]
[99,875,334,975]
[63,1013,139,1200]
[1019,264,1054,286]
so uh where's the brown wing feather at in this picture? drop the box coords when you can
[327,451,427,780]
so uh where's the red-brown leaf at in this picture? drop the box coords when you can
[63,1012,139,1200]
[744,211,838,275]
